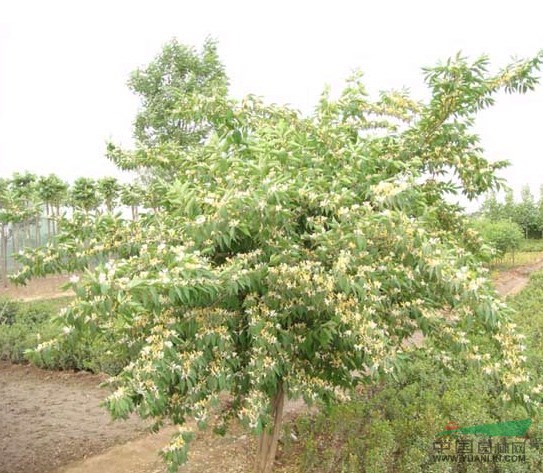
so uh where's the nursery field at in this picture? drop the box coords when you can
[2,255,543,473]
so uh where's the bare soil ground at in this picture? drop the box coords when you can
[1,257,542,473]
[0,274,73,302]
[0,362,146,473]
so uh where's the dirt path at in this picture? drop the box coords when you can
[493,256,543,297]
[54,400,306,473]
[55,424,254,473]
[2,257,543,473]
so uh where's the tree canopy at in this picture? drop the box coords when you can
[480,184,543,238]
[12,45,543,472]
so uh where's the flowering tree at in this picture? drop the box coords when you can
[13,48,543,473]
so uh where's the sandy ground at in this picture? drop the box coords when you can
[1,257,542,473]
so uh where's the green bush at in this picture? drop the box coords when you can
[0,298,18,325]
[0,296,131,374]
[27,328,137,375]
[472,218,524,260]
[0,297,68,362]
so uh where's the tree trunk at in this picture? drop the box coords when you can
[254,383,285,473]
[11,224,17,273]
[26,221,31,247]
[55,205,61,235]
[1,226,7,287]
[46,203,51,240]
[35,215,41,246]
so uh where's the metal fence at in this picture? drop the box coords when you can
[1,217,53,285]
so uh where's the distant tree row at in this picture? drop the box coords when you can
[478,185,543,239]
[0,172,145,285]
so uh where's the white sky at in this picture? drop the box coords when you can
[1,0,542,207]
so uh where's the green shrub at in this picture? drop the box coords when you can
[472,218,524,260]
[0,297,68,362]
[0,296,131,374]
[0,298,18,325]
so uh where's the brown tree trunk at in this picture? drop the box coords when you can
[254,383,285,473]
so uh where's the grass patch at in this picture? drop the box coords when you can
[490,250,543,272]
[519,239,543,253]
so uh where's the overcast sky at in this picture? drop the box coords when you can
[1,0,542,207]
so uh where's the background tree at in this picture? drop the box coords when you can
[106,37,230,182]
[120,183,143,220]
[37,174,69,238]
[536,184,543,238]
[7,172,41,267]
[503,188,516,222]
[480,191,504,221]
[97,177,121,213]
[13,48,543,473]
[9,171,37,203]
[0,177,11,286]
[70,177,100,214]
[129,37,228,148]
[513,184,538,238]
